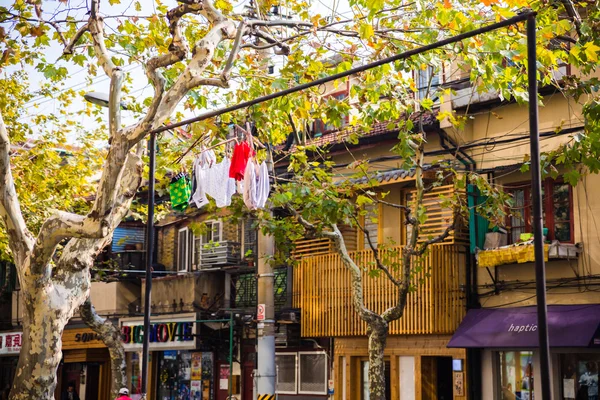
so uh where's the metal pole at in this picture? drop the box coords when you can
[154,12,536,160]
[228,311,234,400]
[527,14,552,399]
[141,131,156,399]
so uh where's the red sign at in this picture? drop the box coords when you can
[0,332,23,355]
[257,304,266,321]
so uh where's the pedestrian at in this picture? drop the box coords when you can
[61,382,80,400]
[116,387,133,400]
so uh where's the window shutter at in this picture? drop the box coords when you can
[177,228,189,272]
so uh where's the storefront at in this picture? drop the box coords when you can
[56,327,112,400]
[333,335,468,400]
[448,304,600,400]
[0,331,22,395]
[120,313,216,400]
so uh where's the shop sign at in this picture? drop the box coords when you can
[0,332,22,355]
[62,328,106,350]
[119,314,197,351]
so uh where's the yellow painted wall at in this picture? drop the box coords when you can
[476,171,600,307]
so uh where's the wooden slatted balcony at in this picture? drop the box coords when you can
[292,244,466,337]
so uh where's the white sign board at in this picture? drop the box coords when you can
[119,314,197,352]
[0,332,23,356]
[257,304,266,321]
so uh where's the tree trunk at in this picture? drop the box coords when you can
[80,298,126,399]
[10,296,71,399]
[367,320,388,400]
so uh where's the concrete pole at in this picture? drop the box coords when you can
[256,230,276,396]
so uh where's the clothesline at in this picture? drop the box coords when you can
[174,123,266,164]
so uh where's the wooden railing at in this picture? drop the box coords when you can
[406,184,469,244]
[292,238,334,258]
[292,244,466,337]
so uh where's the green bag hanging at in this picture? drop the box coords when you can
[169,174,192,212]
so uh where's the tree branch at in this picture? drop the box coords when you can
[559,0,582,37]
[0,112,34,267]
[80,298,126,399]
[109,69,123,138]
[222,21,247,81]
[88,0,115,77]
[63,23,89,56]
[350,213,399,286]
[31,211,110,275]
[125,0,237,144]
[415,219,456,256]
[57,151,143,274]
[33,3,68,47]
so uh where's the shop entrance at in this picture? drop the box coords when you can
[422,356,453,400]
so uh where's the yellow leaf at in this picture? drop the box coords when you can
[480,0,498,5]
[584,42,600,62]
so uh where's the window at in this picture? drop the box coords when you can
[362,203,379,249]
[275,352,327,395]
[177,228,193,273]
[241,218,257,259]
[298,352,328,395]
[275,353,297,394]
[506,179,573,243]
[559,354,600,400]
[313,91,349,136]
[192,220,222,270]
[415,66,440,102]
[497,351,534,400]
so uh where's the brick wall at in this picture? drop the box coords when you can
[157,212,243,271]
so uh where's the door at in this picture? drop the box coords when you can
[242,362,254,400]
[421,357,453,400]
[436,357,453,400]
[360,360,391,400]
[85,364,100,400]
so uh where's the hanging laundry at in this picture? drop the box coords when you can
[169,172,192,212]
[191,150,216,209]
[243,160,270,210]
[255,161,270,209]
[243,159,258,210]
[205,157,236,208]
[229,141,253,181]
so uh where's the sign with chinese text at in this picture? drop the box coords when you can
[0,332,22,355]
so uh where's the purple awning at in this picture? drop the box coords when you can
[447,305,600,348]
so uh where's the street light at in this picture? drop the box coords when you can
[84,92,156,399]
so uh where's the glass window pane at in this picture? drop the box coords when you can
[299,353,327,394]
[560,354,600,400]
[498,351,534,400]
[554,222,571,242]
[276,354,296,393]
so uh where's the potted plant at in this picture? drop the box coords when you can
[245,249,254,267]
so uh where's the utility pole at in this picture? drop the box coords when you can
[256,229,276,397]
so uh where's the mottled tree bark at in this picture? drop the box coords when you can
[80,298,126,399]
[367,320,388,400]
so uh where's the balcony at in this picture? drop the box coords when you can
[292,244,466,337]
[195,241,241,270]
[142,271,227,314]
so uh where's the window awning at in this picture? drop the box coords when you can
[447,305,600,348]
